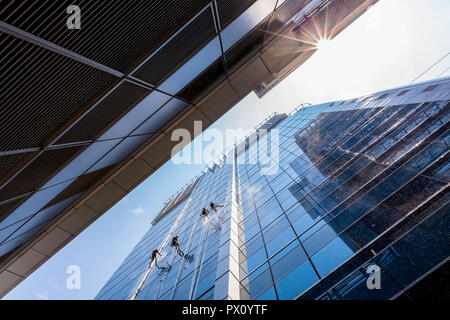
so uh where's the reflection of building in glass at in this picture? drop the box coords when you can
[96,77,450,300]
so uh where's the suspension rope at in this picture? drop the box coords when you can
[410,52,449,84]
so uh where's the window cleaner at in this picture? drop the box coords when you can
[210,201,225,222]
[201,207,221,231]
[150,248,161,268]
[209,201,224,213]
[170,235,185,258]
[201,208,209,220]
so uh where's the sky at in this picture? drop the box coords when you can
[4,0,450,300]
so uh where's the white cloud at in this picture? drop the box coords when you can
[34,291,49,300]
[130,206,145,215]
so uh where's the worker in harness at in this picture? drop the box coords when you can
[201,207,221,231]
[210,201,224,214]
[170,235,185,258]
[149,248,161,268]
[201,208,209,221]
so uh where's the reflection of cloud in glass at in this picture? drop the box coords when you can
[247,185,260,195]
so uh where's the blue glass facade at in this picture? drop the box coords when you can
[96,78,449,300]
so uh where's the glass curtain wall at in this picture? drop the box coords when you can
[96,94,449,300]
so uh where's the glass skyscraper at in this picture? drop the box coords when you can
[96,77,449,300]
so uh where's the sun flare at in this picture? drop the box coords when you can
[315,38,332,51]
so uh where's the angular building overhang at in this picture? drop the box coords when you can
[0,0,378,297]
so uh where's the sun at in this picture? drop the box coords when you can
[315,38,332,51]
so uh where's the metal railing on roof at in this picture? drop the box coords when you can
[287,103,312,115]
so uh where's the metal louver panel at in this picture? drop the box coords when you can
[0,33,119,152]
[0,146,83,204]
[0,0,211,73]
[0,152,36,184]
[55,82,151,145]
[132,8,217,85]
[216,0,257,29]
